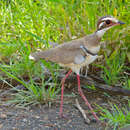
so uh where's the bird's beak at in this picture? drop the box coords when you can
[118,21,125,25]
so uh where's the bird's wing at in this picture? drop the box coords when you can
[30,37,88,64]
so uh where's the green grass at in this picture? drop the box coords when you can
[0,63,60,107]
[96,49,126,85]
[98,102,130,130]
[0,0,129,128]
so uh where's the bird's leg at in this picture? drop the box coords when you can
[77,74,99,121]
[80,66,89,77]
[59,70,72,117]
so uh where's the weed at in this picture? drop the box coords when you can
[0,63,60,107]
[98,102,130,130]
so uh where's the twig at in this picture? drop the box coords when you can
[75,99,90,124]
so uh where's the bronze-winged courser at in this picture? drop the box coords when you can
[29,16,125,121]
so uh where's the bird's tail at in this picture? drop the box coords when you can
[29,51,45,61]
[29,49,53,62]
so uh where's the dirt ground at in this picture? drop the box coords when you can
[1,84,126,130]
[0,104,105,130]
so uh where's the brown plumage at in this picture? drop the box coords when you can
[30,34,101,64]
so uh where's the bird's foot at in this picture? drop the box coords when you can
[91,118,107,127]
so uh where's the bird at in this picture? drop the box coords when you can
[29,15,125,121]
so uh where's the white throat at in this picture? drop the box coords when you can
[96,28,109,37]
[96,27,112,38]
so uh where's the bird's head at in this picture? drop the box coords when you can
[96,15,125,37]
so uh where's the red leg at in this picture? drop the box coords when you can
[59,70,72,117]
[77,74,99,121]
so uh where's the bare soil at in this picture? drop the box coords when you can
[0,83,127,130]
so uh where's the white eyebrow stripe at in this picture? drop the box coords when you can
[102,17,118,22]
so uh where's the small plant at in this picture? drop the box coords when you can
[0,63,60,107]
[84,84,96,91]
[9,77,60,107]
[98,102,130,130]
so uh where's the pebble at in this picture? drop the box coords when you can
[0,114,7,119]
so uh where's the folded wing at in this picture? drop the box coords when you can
[30,38,87,64]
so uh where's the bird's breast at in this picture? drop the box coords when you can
[87,45,100,54]
[84,55,98,65]
[59,54,98,74]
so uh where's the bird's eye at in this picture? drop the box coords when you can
[106,20,111,24]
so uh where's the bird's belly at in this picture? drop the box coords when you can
[59,55,98,74]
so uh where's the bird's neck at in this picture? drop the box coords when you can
[95,27,110,38]
[83,34,101,54]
